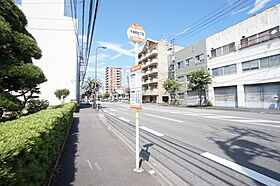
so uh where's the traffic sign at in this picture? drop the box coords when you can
[95,88,99,92]
[127,24,146,43]
[130,64,142,110]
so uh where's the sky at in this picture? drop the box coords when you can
[79,0,280,88]
[16,0,280,88]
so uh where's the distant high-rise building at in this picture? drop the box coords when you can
[105,67,122,93]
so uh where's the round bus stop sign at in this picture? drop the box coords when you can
[127,24,146,43]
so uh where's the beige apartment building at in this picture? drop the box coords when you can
[138,39,181,103]
[105,67,122,94]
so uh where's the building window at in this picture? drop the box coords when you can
[212,67,224,76]
[224,64,236,75]
[242,54,280,72]
[211,42,235,58]
[195,54,205,64]
[212,64,236,76]
[240,26,280,49]
[185,57,193,66]
[177,61,185,68]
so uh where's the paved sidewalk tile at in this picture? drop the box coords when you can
[54,104,161,186]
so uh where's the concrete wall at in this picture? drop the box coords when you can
[20,0,77,105]
[174,39,207,105]
[206,4,280,108]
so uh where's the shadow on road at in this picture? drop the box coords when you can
[52,116,80,186]
[209,126,280,181]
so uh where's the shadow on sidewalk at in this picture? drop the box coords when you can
[52,116,80,186]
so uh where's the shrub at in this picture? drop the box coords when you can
[0,102,76,185]
[26,99,49,114]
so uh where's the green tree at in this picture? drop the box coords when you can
[188,69,212,106]
[103,92,110,99]
[82,77,102,99]
[0,0,46,119]
[163,79,181,104]
[54,89,70,103]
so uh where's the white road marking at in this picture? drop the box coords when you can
[109,108,117,112]
[109,113,116,116]
[144,113,183,123]
[94,162,102,171]
[103,110,108,113]
[117,117,130,122]
[86,160,93,171]
[201,152,280,186]
[140,126,164,137]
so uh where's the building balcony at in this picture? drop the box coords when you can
[239,32,280,49]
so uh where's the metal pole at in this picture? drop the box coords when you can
[94,47,98,110]
[133,42,142,172]
[135,110,140,170]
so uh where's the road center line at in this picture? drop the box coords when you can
[140,126,164,137]
[201,152,280,186]
[144,113,183,123]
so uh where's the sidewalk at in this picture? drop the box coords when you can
[54,104,160,186]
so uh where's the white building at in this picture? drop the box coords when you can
[206,4,280,109]
[19,0,77,105]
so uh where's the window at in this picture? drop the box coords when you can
[211,43,235,58]
[260,57,269,68]
[242,59,259,71]
[195,54,205,63]
[224,64,236,75]
[216,47,222,57]
[270,54,280,67]
[212,67,224,76]
[185,58,193,66]
[240,26,280,49]
[177,61,185,68]
[229,43,235,52]
[212,64,236,76]
[211,49,216,58]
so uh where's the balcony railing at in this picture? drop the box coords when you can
[239,32,280,49]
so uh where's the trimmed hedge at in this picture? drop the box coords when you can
[0,102,76,185]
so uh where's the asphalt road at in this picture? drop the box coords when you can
[99,102,280,186]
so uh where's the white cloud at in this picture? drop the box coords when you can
[98,41,134,59]
[248,0,273,14]
[86,67,105,73]
[231,6,250,15]
[175,28,190,36]
[88,53,110,63]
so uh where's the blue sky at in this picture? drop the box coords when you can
[80,0,280,87]
[16,0,280,87]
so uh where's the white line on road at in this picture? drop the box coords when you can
[117,117,130,122]
[201,152,280,186]
[86,160,93,171]
[226,119,280,128]
[109,113,116,116]
[144,113,183,123]
[140,126,164,137]
[118,108,128,111]
[94,162,102,171]
[109,108,117,112]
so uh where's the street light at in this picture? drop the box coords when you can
[94,46,107,110]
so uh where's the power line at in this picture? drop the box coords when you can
[174,0,254,44]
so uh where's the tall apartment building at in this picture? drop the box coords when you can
[206,4,280,109]
[19,0,77,105]
[105,67,122,93]
[174,39,207,106]
[138,39,181,103]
